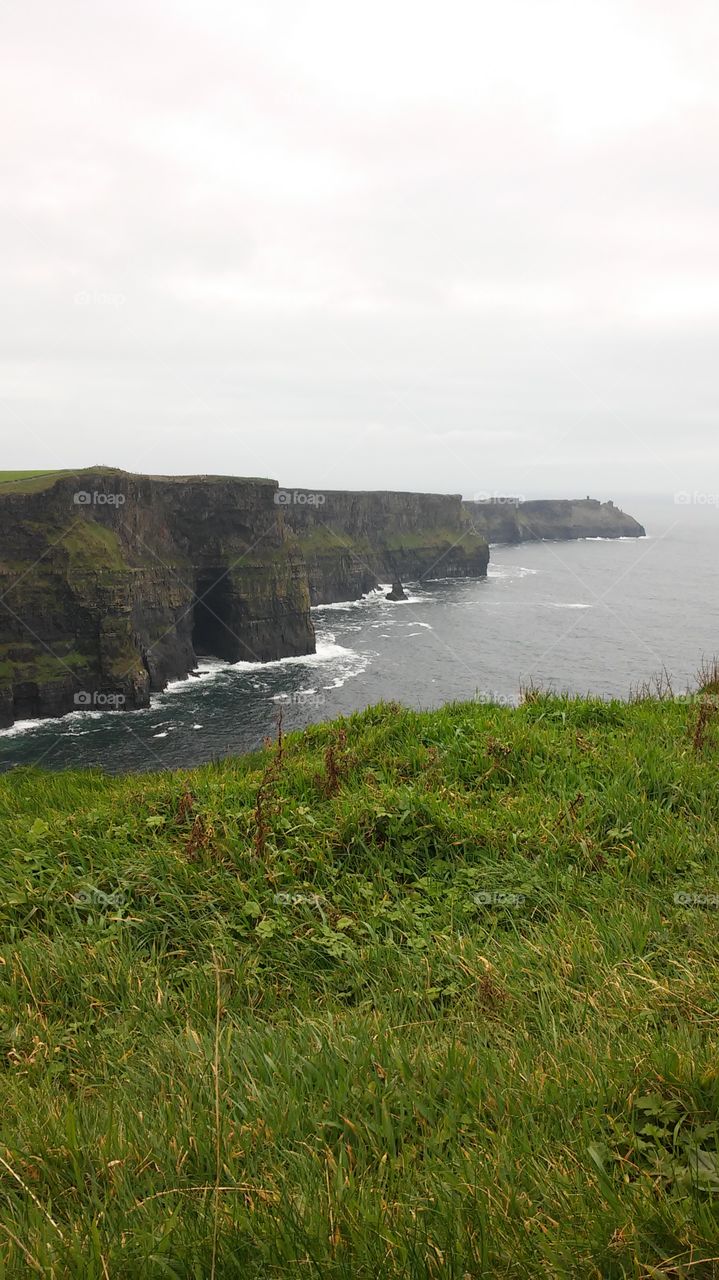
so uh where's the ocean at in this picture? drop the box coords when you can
[1,496,717,774]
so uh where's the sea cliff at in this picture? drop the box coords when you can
[0,472,645,729]
[0,471,489,727]
[283,488,489,604]
[0,471,313,726]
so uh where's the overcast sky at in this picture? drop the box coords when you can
[2,0,718,498]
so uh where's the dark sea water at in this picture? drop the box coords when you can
[1,497,717,774]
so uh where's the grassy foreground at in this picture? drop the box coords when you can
[1,692,718,1278]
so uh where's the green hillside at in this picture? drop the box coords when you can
[1,687,718,1277]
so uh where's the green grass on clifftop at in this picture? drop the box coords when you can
[0,470,74,493]
[0,468,277,496]
[1,692,718,1277]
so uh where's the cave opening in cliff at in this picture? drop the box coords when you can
[192,574,239,662]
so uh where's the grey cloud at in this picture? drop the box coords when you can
[1,0,718,499]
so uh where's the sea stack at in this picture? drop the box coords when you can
[386,580,408,601]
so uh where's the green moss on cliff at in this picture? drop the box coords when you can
[384,527,488,552]
[297,528,374,554]
[62,521,127,571]
[0,643,88,684]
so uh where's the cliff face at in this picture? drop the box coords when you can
[282,489,490,604]
[462,498,645,544]
[0,471,314,727]
[0,472,644,730]
[0,472,489,727]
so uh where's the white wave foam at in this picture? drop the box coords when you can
[489,564,539,579]
[1,629,368,739]
[0,707,107,738]
[227,637,356,671]
[312,587,390,613]
[313,584,430,611]
[149,635,361,709]
[159,661,229,699]
[0,717,52,738]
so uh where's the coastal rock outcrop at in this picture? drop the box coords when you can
[462,497,645,543]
